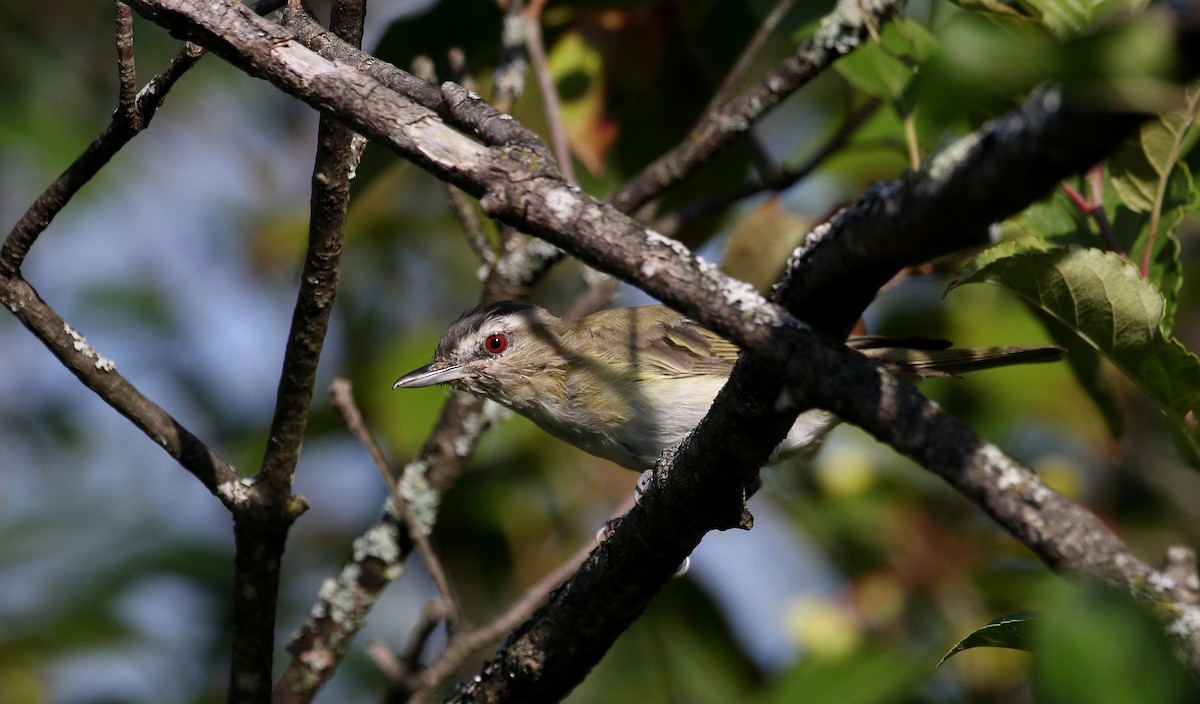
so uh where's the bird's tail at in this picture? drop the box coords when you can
[848,336,1066,378]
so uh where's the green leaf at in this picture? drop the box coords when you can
[1013,164,1191,333]
[950,244,1200,464]
[960,0,1149,37]
[1108,83,1199,329]
[1109,82,1199,213]
[940,611,1039,665]
[946,0,1037,21]
[916,12,1175,127]
[1018,0,1143,38]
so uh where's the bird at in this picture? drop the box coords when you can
[393,301,1064,471]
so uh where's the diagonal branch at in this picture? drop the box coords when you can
[0,274,246,505]
[0,39,203,278]
[606,0,904,215]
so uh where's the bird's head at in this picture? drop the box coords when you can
[393,301,563,404]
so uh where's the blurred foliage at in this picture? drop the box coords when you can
[1,0,1199,703]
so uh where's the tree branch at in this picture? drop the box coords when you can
[606,0,905,215]
[0,31,203,278]
[229,0,368,699]
[0,274,247,505]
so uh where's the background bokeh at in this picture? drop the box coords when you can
[2,1,1199,702]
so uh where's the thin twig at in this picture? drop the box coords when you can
[1085,164,1121,255]
[329,380,465,630]
[0,34,203,278]
[704,0,796,114]
[523,0,576,184]
[406,499,630,704]
[607,0,906,215]
[413,55,496,267]
[330,379,394,483]
[115,2,138,122]
[1060,168,1127,257]
[400,601,453,675]
[655,97,882,234]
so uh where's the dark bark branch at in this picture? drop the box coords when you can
[242,0,367,701]
[775,88,1141,336]
[230,517,290,704]
[115,2,139,119]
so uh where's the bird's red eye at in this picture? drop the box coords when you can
[484,332,508,355]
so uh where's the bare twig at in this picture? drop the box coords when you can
[329,379,464,630]
[405,501,625,704]
[115,2,138,119]
[0,274,246,504]
[523,0,576,184]
[330,378,392,479]
[0,32,204,278]
[655,97,882,235]
[606,0,906,215]
[412,55,497,267]
[704,0,796,114]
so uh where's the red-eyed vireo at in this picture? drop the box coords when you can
[393,302,1064,471]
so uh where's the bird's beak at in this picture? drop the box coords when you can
[393,362,468,389]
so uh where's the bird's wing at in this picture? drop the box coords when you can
[574,306,738,379]
[643,309,739,378]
